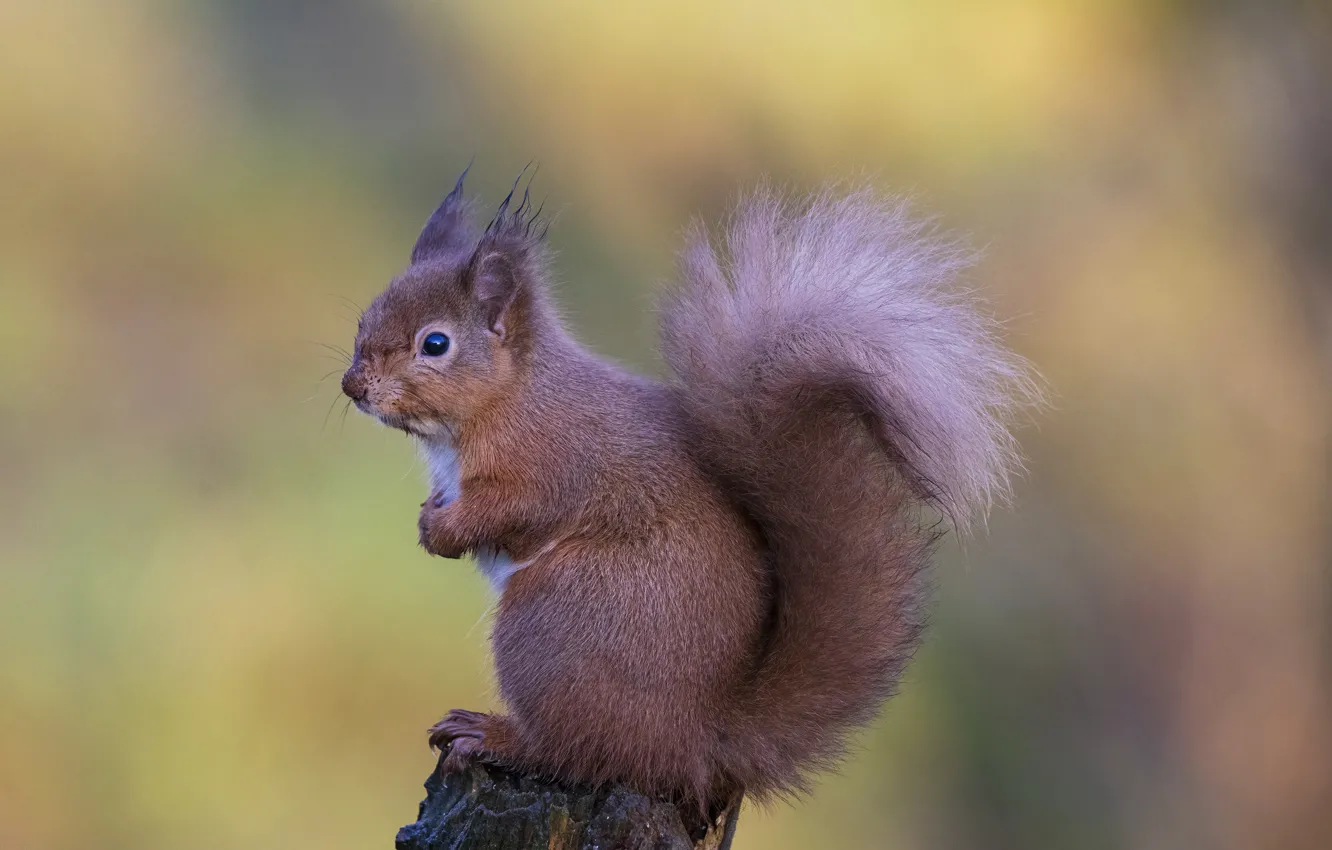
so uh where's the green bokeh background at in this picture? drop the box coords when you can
[2,2,1328,848]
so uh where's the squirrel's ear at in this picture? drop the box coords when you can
[411,166,474,264]
[463,166,548,339]
[466,244,522,339]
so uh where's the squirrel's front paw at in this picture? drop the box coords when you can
[419,497,468,559]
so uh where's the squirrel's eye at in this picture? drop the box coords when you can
[421,332,450,357]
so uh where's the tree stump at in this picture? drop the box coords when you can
[396,756,740,850]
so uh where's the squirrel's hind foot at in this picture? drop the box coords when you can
[429,709,519,774]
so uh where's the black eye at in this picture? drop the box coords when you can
[421,332,450,357]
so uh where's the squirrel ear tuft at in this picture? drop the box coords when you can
[485,163,549,244]
[411,165,475,264]
[463,165,549,339]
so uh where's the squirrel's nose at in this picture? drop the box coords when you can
[342,368,368,403]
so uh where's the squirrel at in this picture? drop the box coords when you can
[341,169,1037,810]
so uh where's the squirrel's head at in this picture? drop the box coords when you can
[342,168,553,436]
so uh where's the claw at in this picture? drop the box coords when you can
[428,709,488,751]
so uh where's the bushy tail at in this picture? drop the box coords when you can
[660,187,1039,798]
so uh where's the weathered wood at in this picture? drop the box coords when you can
[396,756,739,850]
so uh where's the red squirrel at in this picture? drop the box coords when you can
[341,170,1036,809]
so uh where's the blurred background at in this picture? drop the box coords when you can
[1,1,1329,848]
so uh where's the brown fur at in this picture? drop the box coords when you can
[342,174,1037,808]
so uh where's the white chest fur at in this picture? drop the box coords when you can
[416,434,528,594]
